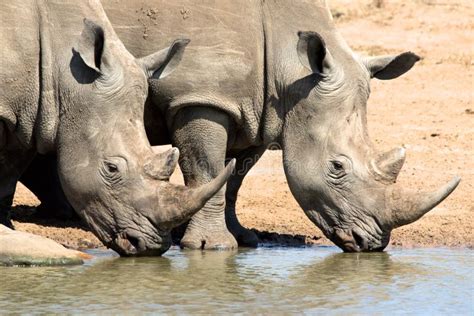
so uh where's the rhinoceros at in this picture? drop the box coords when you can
[20,0,460,252]
[0,0,235,256]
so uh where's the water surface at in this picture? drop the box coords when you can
[1,247,472,314]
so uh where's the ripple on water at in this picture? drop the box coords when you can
[1,247,472,314]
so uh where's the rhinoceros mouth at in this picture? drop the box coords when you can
[351,229,388,252]
[351,230,368,251]
[331,228,388,252]
[111,229,170,257]
[331,228,361,252]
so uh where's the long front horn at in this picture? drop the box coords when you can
[385,176,461,228]
[373,147,406,183]
[155,159,236,227]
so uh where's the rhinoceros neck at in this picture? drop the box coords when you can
[260,0,355,147]
[36,0,126,154]
[0,0,126,155]
[42,0,136,154]
[35,1,59,154]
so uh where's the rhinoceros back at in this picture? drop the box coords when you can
[103,0,265,146]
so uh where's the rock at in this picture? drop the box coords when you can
[0,225,92,266]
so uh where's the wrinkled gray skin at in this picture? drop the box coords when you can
[22,0,460,252]
[0,0,235,256]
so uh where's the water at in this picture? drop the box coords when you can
[1,246,472,314]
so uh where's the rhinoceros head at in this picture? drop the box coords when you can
[56,19,235,256]
[281,31,460,252]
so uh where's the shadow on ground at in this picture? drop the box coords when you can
[252,229,321,246]
[11,205,87,231]
[12,206,320,249]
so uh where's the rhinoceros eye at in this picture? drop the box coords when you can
[100,157,127,186]
[105,162,119,173]
[328,159,347,179]
[332,161,344,171]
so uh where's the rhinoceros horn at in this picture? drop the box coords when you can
[373,147,406,183]
[153,157,236,227]
[385,176,461,228]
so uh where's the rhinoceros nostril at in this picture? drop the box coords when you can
[127,235,141,250]
[125,232,147,252]
[333,229,360,252]
[352,230,368,251]
[115,233,138,255]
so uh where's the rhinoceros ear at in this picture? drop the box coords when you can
[138,39,190,80]
[364,52,420,80]
[297,31,334,74]
[74,19,110,74]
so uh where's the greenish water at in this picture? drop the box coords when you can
[1,247,473,314]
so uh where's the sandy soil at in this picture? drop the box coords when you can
[12,0,473,250]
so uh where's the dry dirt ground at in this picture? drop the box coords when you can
[12,0,473,250]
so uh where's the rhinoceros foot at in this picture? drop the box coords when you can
[180,220,238,250]
[0,225,92,266]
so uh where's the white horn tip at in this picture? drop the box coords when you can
[222,158,236,180]
[398,146,406,157]
[439,176,461,203]
[170,147,180,158]
[449,176,461,190]
[227,158,236,170]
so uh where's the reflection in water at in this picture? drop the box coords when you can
[287,252,425,312]
[1,247,472,314]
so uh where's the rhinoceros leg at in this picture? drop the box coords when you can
[225,146,267,247]
[0,193,14,229]
[19,154,76,220]
[0,125,36,228]
[171,107,237,250]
